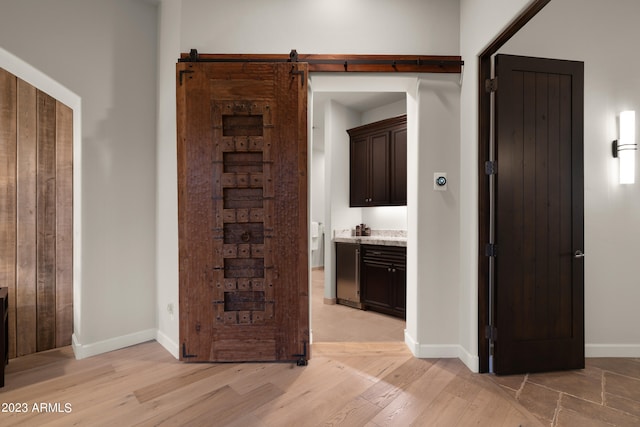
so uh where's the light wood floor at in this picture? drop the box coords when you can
[1,269,638,426]
[311,268,405,343]
[1,341,545,426]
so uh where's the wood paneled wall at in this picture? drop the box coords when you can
[0,68,73,359]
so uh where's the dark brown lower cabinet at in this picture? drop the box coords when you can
[361,245,406,318]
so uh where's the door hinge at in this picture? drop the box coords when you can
[179,69,194,85]
[182,343,197,359]
[485,160,497,176]
[485,243,497,257]
[485,77,498,92]
[292,341,308,366]
[485,325,498,341]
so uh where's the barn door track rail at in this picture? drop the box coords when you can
[179,49,463,74]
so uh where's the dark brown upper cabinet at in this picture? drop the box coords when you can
[348,115,407,207]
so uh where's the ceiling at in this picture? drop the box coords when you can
[312,91,406,150]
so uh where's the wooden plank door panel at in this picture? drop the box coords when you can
[0,69,17,359]
[493,55,584,374]
[178,61,309,363]
[0,67,74,359]
[16,79,38,356]
[36,91,57,352]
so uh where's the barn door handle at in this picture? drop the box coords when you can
[241,231,251,242]
[574,250,585,258]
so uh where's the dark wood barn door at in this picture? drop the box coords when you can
[177,62,309,363]
[493,54,584,374]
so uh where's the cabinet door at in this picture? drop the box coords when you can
[390,127,407,205]
[393,263,406,315]
[347,115,406,208]
[361,260,393,311]
[369,132,390,205]
[350,136,369,207]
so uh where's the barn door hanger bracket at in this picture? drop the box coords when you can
[179,69,194,85]
[290,65,306,87]
[289,51,306,87]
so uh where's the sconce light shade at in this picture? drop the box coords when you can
[613,110,636,184]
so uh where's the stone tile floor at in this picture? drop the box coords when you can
[491,358,640,426]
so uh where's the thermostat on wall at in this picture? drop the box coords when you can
[434,172,447,191]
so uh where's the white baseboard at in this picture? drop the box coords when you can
[586,343,640,358]
[156,329,179,359]
[404,330,420,356]
[457,346,480,372]
[71,329,157,360]
[404,330,479,372]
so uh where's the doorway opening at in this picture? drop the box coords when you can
[309,81,411,346]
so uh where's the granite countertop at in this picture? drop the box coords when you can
[333,229,407,247]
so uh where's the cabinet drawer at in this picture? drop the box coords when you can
[361,245,406,267]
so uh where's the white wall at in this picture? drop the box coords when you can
[156,0,182,356]
[180,0,459,55]
[362,99,407,124]
[499,0,640,356]
[311,146,326,268]
[408,75,461,359]
[324,100,363,300]
[0,0,159,357]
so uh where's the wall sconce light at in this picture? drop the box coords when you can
[612,110,637,184]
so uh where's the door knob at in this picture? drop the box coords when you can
[574,250,585,258]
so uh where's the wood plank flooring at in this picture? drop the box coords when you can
[0,341,544,426]
[1,268,638,425]
[311,268,405,343]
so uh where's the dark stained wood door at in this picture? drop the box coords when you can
[177,61,309,363]
[493,55,584,374]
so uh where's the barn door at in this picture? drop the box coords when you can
[492,54,584,374]
[177,61,309,363]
